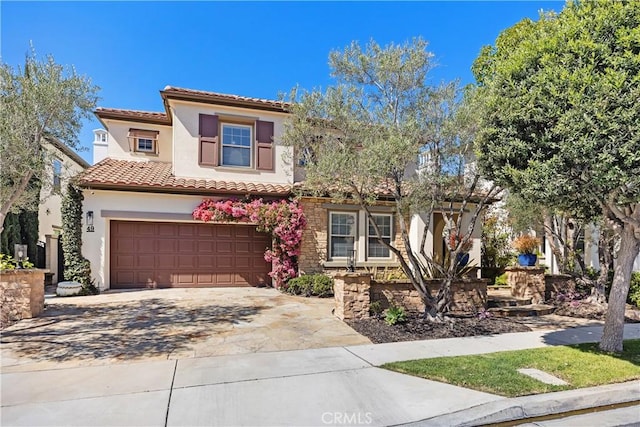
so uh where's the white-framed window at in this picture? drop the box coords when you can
[221,123,252,167]
[53,159,62,192]
[368,214,392,258]
[329,212,357,258]
[136,138,154,152]
[129,129,159,154]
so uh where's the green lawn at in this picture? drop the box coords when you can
[383,340,640,397]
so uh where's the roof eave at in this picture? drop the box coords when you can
[94,110,171,126]
[76,181,292,197]
[161,90,290,114]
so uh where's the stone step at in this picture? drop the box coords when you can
[488,304,555,317]
[487,295,533,308]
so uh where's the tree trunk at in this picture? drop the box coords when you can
[599,223,640,353]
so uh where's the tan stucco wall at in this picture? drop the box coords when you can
[169,100,293,184]
[102,120,173,163]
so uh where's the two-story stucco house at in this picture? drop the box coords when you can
[78,86,483,291]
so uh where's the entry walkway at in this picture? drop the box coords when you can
[2,324,639,426]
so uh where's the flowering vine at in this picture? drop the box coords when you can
[192,198,307,287]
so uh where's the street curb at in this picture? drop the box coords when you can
[402,381,640,426]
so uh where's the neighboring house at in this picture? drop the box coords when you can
[39,137,90,284]
[77,86,484,291]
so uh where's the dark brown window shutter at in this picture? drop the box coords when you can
[255,120,274,170]
[199,114,219,166]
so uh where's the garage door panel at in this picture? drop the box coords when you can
[137,255,155,269]
[234,227,251,238]
[114,271,134,285]
[236,242,251,253]
[137,240,155,253]
[197,255,214,268]
[115,255,135,268]
[157,223,177,236]
[114,238,135,253]
[217,241,232,253]
[198,241,214,252]
[158,240,177,253]
[136,223,156,236]
[110,220,271,288]
[178,224,195,237]
[177,255,195,268]
[236,256,251,269]
[217,256,233,268]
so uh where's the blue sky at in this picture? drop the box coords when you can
[2,1,564,164]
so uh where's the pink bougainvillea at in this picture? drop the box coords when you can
[193,198,307,287]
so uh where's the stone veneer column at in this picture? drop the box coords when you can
[0,269,45,326]
[333,273,371,320]
[506,267,545,304]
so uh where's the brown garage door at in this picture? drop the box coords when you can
[110,220,272,288]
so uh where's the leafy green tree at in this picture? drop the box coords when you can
[283,38,500,320]
[472,0,640,352]
[0,47,98,233]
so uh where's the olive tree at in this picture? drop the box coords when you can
[0,47,98,233]
[472,0,640,352]
[283,39,500,320]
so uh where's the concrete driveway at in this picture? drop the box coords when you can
[0,287,370,372]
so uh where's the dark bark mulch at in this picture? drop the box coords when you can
[347,315,532,344]
[553,300,640,323]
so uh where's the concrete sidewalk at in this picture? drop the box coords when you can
[2,324,639,426]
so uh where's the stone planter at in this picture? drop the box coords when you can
[506,266,545,304]
[1,269,45,327]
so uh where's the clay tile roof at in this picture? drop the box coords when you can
[162,86,290,112]
[77,159,292,196]
[95,107,170,125]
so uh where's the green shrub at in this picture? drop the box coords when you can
[629,272,640,308]
[495,273,508,287]
[285,274,333,297]
[0,253,34,270]
[370,301,383,317]
[385,305,407,326]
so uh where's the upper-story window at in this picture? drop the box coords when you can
[199,114,275,171]
[128,129,159,155]
[221,124,252,167]
[53,159,62,192]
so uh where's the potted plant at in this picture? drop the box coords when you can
[512,234,541,266]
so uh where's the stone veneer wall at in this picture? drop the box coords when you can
[506,267,545,304]
[333,273,487,320]
[371,279,488,315]
[544,274,576,301]
[333,273,371,320]
[298,197,408,274]
[0,269,45,328]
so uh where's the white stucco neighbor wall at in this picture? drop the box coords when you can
[82,189,236,290]
[169,100,293,184]
[38,144,86,241]
[408,210,483,271]
[37,143,87,282]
